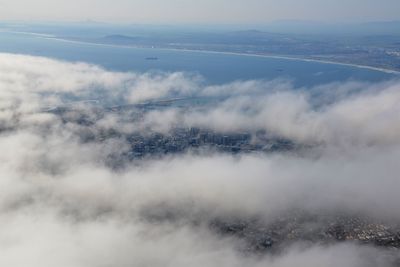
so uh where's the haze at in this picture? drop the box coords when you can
[0,0,400,23]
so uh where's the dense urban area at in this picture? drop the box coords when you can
[47,102,400,257]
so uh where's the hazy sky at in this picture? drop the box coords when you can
[0,0,399,24]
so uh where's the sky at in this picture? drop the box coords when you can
[0,0,399,24]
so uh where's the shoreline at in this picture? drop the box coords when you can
[170,49,400,75]
[2,30,400,76]
[46,37,400,75]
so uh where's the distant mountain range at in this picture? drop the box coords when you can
[258,20,400,35]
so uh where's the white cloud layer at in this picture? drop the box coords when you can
[0,53,399,266]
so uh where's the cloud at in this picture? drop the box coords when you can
[0,53,399,266]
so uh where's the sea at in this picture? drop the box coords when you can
[0,31,397,87]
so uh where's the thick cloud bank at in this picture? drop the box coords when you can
[0,53,400,266]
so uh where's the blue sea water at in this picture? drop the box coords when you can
[0,31,396,86]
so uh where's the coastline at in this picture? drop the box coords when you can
[2,30,400,76]
[46,37,400,76]
[172,49,400,75]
